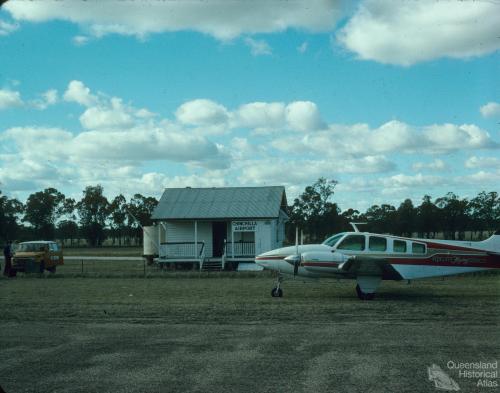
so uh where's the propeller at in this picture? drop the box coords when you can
[284,227,301,276]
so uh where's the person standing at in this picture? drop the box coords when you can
[3,240,13,277]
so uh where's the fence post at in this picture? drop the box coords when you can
[81,259,83,274]
[143,258,146,278]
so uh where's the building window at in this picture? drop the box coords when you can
[393,240,407,253]
[412,242,426,254]
[337,235,365,251]
[369,236,387,251]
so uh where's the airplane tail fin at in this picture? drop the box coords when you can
[479,230,500,252]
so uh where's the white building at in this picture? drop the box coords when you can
[150,186,288,270]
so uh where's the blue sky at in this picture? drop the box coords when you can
[0,0,499,211]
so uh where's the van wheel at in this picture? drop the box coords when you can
[39,261,45,273]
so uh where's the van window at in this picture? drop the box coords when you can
[337,235,365,251]
[393,240,407,253]
[369,236,387,251]
[412,242,426,254]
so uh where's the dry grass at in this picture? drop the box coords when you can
[0,274,498,392]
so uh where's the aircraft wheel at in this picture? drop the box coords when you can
[364,293,375,300]
[271,287,283,297]
[355,284,363,300]
[356,284,375,301]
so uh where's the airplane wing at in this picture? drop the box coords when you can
[338,255,403,280]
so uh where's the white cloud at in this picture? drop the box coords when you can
[423,123,496,153]
[339,173,443,196]
[337,0,500,65]
[63,80,98,107]
[285,101,324,132]
[0,19,19,36]
[135,108,156,118]
[4,1,342,41]
[297,41,308,54]
[0,89,23,109]
[272,120,497,157]
[462,170,500,186]
[175,99,229,127]
[465,156,500,169]
[238,155,395,186]
[480,102,500,118]
[79,98,134,130]
[3,120,230,175]
[412,159,447,172]
[72,35,89,46]
[235,102,285,132]
[244,37,272,56]
[32,89,58,110]
[230,137,263,160]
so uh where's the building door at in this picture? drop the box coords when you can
[255,221,272,255]
[212,222,227,257]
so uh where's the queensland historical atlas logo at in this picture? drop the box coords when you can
[428,364,460,391]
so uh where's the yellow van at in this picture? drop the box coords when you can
[11,241,64,274]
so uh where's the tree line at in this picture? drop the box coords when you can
[287,178,499,243]
[1,179,499,247]
[0,185,158,247]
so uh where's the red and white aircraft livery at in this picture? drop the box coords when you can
[255,224,500,300]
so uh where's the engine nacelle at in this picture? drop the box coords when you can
[300,251,348,272]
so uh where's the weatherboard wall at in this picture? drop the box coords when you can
[165,221,213,258]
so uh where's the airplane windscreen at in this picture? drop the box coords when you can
[322,233,345,247]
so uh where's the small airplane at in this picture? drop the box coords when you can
[255,223,500,300]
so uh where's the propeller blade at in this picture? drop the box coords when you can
[284,254,301,276]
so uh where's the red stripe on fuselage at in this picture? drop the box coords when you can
[388,254,499,268]
[424,241,483,252]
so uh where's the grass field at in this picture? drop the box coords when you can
[0,274,498,393]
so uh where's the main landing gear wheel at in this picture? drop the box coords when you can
[356,284,375,301]
[271,287,283,297]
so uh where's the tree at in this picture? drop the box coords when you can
[77,185,110,247]
[56,220,80,246]
[470,191,499,239]
[287,178,341,242]
[416,195,439,238]
[435,192,470,240]
[395,199,416,237]
[109,194,127,245]
[126,194,158,245]
[364,204,397,234]
[0,191,24,242]
[23,188,67,239]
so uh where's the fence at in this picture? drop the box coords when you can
[159,242,205,259]
[224,241,255,257]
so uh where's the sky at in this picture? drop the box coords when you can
[0,0,499,211]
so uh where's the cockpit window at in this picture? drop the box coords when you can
[337,235,366,251]
[322,233,345,247]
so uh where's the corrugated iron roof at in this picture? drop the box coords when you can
[152,186,287,220]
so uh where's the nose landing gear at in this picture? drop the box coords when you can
[271,273,284,297]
